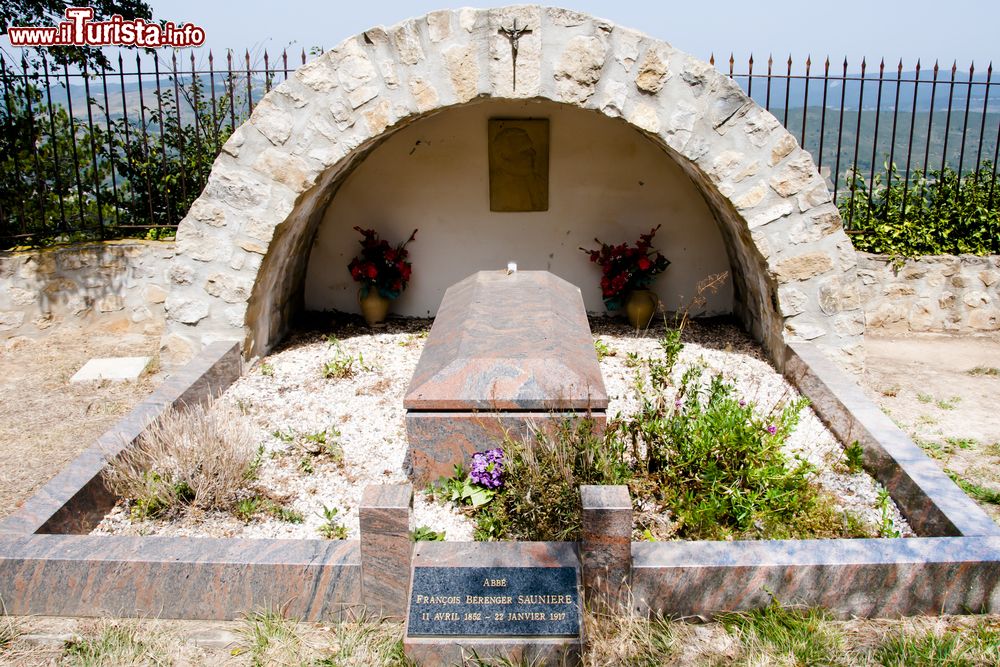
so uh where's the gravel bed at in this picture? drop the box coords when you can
[95,315,911,541]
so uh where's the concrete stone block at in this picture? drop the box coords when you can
[581,485,632,609]
[70,357,151,383]
[360,484,413,618]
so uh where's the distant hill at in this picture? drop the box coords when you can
[40,69,1000,191]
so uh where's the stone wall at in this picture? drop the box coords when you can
[858,253,1000,333]
[0,241,173,342]
[163,5,866,375]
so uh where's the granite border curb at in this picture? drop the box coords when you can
[0,338,997,624]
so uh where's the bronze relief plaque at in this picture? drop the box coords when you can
[488,118,549,212]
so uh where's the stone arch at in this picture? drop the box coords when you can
[163,5,864,372]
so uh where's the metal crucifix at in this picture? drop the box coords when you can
[499,19,532,90]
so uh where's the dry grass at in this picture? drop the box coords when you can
[582,604,679,666]
[102,399,258,518]
[323,612,409,665]
[60,618,172,667]
[0,331,160,520]
[235,607,408,666]
[0,607,19,653]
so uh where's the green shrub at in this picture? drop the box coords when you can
[617,365,835,540]
[455,324,874,543]
[474,418,630,542]
[841,162,1000,256]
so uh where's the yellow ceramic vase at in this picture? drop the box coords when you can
[359,289,391,328]
[625,289,658,330]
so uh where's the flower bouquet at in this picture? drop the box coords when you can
[347,226,418,299]
[580,225,670,310]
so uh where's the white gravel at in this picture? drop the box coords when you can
[94,316,911,541]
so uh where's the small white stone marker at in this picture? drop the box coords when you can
[70,357,151,383]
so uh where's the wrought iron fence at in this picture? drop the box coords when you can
[714,53,999,229]
[0,47,997,247]
[0,47,307,247]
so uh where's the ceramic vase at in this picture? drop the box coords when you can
[625,289,658,330]
[359,288,391,328]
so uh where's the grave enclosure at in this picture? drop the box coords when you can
[2,5,1000,666]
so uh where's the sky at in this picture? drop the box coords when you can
[135,0,998,71]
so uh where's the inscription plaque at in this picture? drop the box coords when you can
[407,566,580,637]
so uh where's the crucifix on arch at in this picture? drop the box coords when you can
[498,19,532,91]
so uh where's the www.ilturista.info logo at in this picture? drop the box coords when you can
[7,7,206,48]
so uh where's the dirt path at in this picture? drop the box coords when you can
[0,330,162,521]
[861,332,1000,524]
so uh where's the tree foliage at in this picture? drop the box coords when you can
[840,163,1000,256]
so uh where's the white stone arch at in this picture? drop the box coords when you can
[163,5,864,372]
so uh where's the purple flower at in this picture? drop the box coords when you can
[766,425,777,435]
[739,399,747,407]
[674,399,682,408]
[470,448,504,489]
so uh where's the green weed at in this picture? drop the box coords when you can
[234,497,263,523]
[259,362,274,377]
[244,444,266,481]
[916,438,948,460]
[318,505,349,539]
[322,342,373,379]
[945,437,977,450]
[433,464,496,509]
[946,470,1000,505]
[234,497,304,524]
[303,428,345,464]
[876,486,901,538]
[937,396,961,410]
[412,525,446,541]
[967,366,1000,377]
[266,502,304,524]
[271,429,295,443]
[474,417,629,542]
[594,339,615,361]
[917,392,934,404]
[844,441,866,473]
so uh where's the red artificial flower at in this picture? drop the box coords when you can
[366,264,378,279]
[638,257,651,271]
